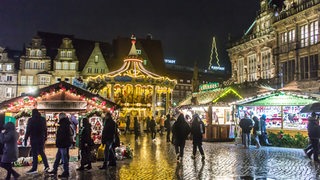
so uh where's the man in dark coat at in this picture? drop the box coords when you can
[0,122,20,179]
[307,112,320,162]
[190,113,205,160]
[150,116,157,141]
[24,109,49,174]
[239,113,254,149]
[48,113,72,178]
[164,114,171,142]
[172,111,190,162]
[100,112,117,169]
[124,116,131,134]
[133,117,140,142]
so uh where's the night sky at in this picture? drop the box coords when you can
[0,0,262,70]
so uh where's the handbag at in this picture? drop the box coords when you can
[96,144,106,160]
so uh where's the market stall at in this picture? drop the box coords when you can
[179,86,243,141]
[233,91,320,136]
[0,81,119,149]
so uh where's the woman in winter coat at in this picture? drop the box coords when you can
[172,112,190,162]
[48,113,71,178]
[77,117,93,171]
[0,122,20,180]
[190,114,205,160]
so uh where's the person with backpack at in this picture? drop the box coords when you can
[190,113,205,160]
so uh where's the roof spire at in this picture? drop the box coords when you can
[128,34,137,56]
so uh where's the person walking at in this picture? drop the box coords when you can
[252,116,261,149]
[306,112,320,162]
[190,113,205,160]
[0,122,20,180]
[134,117,140,142]
[150,116,157,141]
[239,113,254,149]
[76,117,94,171]
[164,114,171,142]
[146,116,151,134]
[24,109,49,174]
[99,112,117,169]
[172,111,190,162]
[48,113,72,178]
[260,114,271,146]
[124,116,131,134]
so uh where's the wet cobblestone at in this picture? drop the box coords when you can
[1,134,320,179]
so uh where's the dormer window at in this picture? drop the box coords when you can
[6,64,12,71]
[61,51,66,58]
[94,55,99,63]
[67,51,72,58]
[136,49,142,54]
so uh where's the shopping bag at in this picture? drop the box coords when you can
[96,144,105,160]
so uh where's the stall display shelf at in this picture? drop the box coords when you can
[89,116,103,144]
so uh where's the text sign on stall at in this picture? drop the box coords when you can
[37,101,87,110]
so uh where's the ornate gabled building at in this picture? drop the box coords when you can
[228,0,320,93]
[81,42,109,79]
[273,0,320,92]
[18,36,52,95]
[52,38,79,84]
[0,47,18,102]
[227,0,276,85]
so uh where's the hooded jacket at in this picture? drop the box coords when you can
[172,113,191,144]
[0,122,18,163]
[56,117,72,148]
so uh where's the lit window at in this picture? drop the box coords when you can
[247,54,257,82]
[70,63,76,70]
[21,76,27,85]
[136,49,142,54]
[56,62,61,70]
[5,87,13,98]
[61,51,66,58]
[310,21,318,45]
[67,51,72,58]
[88,67,92,73]
[0,64,2,70]
[33,62,38,69]
[36,50,42,57]
[39,76,50,85]
[300,24,309,47]
[6,64,12,71]
[288,29,295,42]
[179,79,183,83]
[25,62,31,69]
[30,50,35,56]
[94,55,99,63]
[63,62,68,70]
[27,76,33,85]
[40,62,45,69]
[187,80,191,83]
[238,58,245,83]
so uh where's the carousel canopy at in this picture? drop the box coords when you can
[234,91,319,106]
[0,81,120,112]
[178,87,243,107]
[86,35,176,91]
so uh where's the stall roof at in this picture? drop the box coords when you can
[234,91,319,106]
[179,87,243,107]
[0,81,120,110]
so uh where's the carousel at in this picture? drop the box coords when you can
[86,35,177,123]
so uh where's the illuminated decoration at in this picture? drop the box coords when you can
[179,87,243,107]
[208,36,220,69]
[210,66,225,71]
[199,82,220,92]
[235,91,318,106]
[0,82,119,114]
[86,35,177,117]
[164,59,176,64]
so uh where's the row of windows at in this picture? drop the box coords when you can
[20,76,73,85]
[178,79,191,83]
[0,75,14,82]
[87,67,105,74]
[300,54,319,80]
[60,51,73,58]
[279,21,319,47]
[0,64,13,71]
[25,61,46,69]
[29,50,42,57]
[175,85,192,90]
[56,62,76,70]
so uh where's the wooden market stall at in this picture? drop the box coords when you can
[0,81,119,147]
[179,86,243,141]
[233,91,320,136]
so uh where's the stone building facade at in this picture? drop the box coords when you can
[0,47,18,102]
[228,0,320,93]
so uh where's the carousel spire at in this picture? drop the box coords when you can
[128,34,138,56]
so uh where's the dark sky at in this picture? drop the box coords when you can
[0,0,261,70]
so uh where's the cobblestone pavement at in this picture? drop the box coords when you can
[1,133,320,180]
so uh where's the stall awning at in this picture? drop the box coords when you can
[179,87,243,107]
[235,91,319,106]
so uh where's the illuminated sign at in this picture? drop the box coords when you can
[37,101,87,110]
[210,66,225,71]
[199,82,219,91]
[164,59,176,64]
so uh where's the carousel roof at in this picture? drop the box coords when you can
[0,81,120,111]
[178,87,243,107]
[234,91,319,106]
[87,35,176,91]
